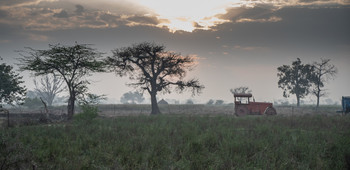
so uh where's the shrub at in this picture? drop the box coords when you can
[74,105,98,122]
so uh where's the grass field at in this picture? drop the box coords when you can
[1,113,349,169]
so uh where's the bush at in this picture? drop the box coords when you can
[74,105,98,122]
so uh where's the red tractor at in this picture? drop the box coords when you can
[234,93,277,116]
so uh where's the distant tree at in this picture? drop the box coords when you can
[206,99,214,105]
[277,58,314,107]
[230,86,252,95]
[120,91,145,104]
[34,74,65,106]
[215,100,224,105]
[23,97,42,109]
[186,99,194,105]
[106,42,204,114]
[311,58,337,108]
[0,58,26,106]
[18,43,105,119]
[26,90,38,99]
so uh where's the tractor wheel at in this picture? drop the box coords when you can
[264,107,277,115]
[235,106,249,116]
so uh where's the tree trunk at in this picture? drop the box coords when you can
[296,95,300,107]
[316,80,321,109]
[316,91,320,109]
[150,91,160,115]
[67,94,75,120]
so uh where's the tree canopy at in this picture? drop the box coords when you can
[107,42,204,114]
[230,86,252,95]
[0,58,26,106]
[277,58,314,107]
[18,43,105,119]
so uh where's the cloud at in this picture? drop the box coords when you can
[236,16,282,23]
[0,9,9,18]
[0,0,57,9]
[233,45,267,51]
[53,9,69,18]
[75,4,84,15]
[0,0,348,35]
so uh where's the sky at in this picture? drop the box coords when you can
[0,0,349,104]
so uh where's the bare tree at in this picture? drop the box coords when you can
[34,75,65,106]
[107,42,204,114]
[311,58,337,108]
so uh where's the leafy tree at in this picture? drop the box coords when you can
[311,58,337,108]
[277,58,314,107]
[230,86,252,95]
[18,43,105,119]
[23,97,42,109]
[120,91,145,104]
[186,99,194,105]
[215,100,224,105]
[107,42,204,114]
[0,58,26,106]
[206,99,214,105]
[34,74,65,106]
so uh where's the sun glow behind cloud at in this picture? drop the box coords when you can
[133,0,239,32]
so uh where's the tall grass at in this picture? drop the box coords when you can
[1,115,349,169]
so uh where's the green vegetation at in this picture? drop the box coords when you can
[1,115,349,169]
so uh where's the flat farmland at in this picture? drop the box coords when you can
[1,105,349,169]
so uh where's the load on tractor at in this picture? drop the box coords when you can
[341,96,350,114]
[234,93,277,116]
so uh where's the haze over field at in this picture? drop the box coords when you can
[1,0,349,104]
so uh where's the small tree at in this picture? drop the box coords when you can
[34,74,65,106]
[120,91,145,104]
[107,42,204,114]
[18,43,105,119]
[206,99,214,105]
[277,58,314,107]
[230,86,252,95]
[0,58,26,106]
[186,99,194,105]
[311,58,337,108]
[215,100,224,105]
[230,87,252,102]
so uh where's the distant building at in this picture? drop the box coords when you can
[158,99,168,105]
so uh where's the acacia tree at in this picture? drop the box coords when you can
[107,42,204,114]
[34,74,65,106]
[0,58,26,106]
[277,58,314,107]
[19,43,105,119]
[311,58,337,108]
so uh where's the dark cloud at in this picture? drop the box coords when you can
[0,0,40,6]
[219,6,280,23]
[193,22,204,29]
[75,4,84,15]
[126,15,160,25]
[53,10,69,18]
[0,10,9,18]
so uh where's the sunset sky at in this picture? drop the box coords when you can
[1,0,349,104]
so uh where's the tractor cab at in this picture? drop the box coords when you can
[233,93,277,116]
[234,93,252,104]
